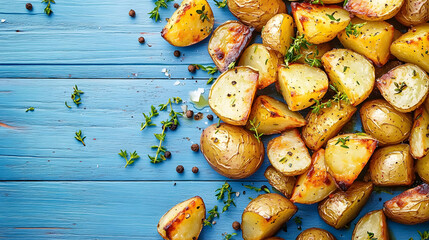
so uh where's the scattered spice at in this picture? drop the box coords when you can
[186,110,194,118]
[26,3,33,10]
[174,50,181,57]
[232,221,241,230]
[118,150,140,168]
[207,114,214,120]
[176,165,184,173]
[164,151,171,158]
[138,36,145,44]
[194,112,203,120]
[174,3,180,8]
[191,143,199,152]
[129,9,136,17]
[188,64,196,73]
[192,166,199,173]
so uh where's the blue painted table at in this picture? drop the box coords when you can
[0,1,427,239]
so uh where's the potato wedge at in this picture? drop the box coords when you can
[262,14,294,56]
[390,24,429,73]
[410,106,429,159]
[264,166,296,198]
[302,100,356,151]
[290,149,337,204]
[325,133,378,191]
[344,0,405,21]
[208,67,258,126]
[322,49,375,106]
[277,64,329,111]
[369,144,415,187]
[242,193,297,240]
[267,129,312,176]
[161,0,214,47]
[291,3,350,44]
[157,196,205,240]
[296,228,337,240]
[396,0,429,27]
[352,210,389,240]
[338,19,395,67]
[383,183,429,225]
[318,181,373,229]
[295,42,332,67]
[246,95,307,135]
[376,63,429,113]
[208,21,254,73]
[417,154,429,183]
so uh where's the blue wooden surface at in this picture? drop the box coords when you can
[0,0,427,239]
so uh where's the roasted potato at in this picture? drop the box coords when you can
[410,106,429,159]
[265,238,285,240]
[318,181,374,229]
[302,100,356,151]
[383,183,429,225]
[344,0,405,21]
[325,133,378,191]
[338,19,395,67]
[322,49,375,106]
[295,42,332,67]
[208,67,258,126]
[352,210,389,240]
[277,64,329,111]
[157,196,205,240]
[161,0,214,47]
[395,0,429,26]
[238,44,282,89]
[296,228,336,240]
[417,154,429,183]
[261,14,294,56]
[290,149,337,204]
[390,24,429,73]
[242,193,297,240]
[360,99,413,145]
[267,129,312,176]
[208,21,254,73]
[227,0,286,31]
[246,95,307,135]
[200,123,264,179]
[369,144,415,186]
[264,166,296,198]
[376,63,429,113]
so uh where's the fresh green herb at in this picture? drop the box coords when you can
[343,66,349,72]
[118,150,140,168]
[413,69,417,77]
[65,101,71,109]
[294,216,303,230]
[311,84,349,114]
[335,136,350,148]
[25,107,35,112]
[223,233,237,240]
[193,64,218,75]
[248,118,263,142]
[149,0,173,22]
[279,157,288,163]
[248,197,254,200]
[217,118,221,128]
[311,0,324,4]
[304,48,322,67]
[71,85,84,106]
[355,132,367,136]
[344,0,348,6]
[141,105,159,130]
[367,232,378,240]
[244,185,270,193]
[345,22,366,37]
[228,61,236,70]
[417,231,429,240]
[42,0,55,16]
[204,206,219,226]
[326,12,340,22]
[285,35,312,66]
[265,59,268,65]
[215,182,236,212]
[214,0,227,8]
[373,186,393,195]
[207,77,215,84]
[394,81,407,94]
[196,5,210,22]
[357,81,360,85]
[311,99,332,114]
[74,130,86,146]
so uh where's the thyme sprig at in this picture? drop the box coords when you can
[118,150,140,168]
[223,233,237,240]
[25,107,35,112]
[196,5,210,22]
[304,48,322,67]
[216,182,236,212]
[335,136,350,149]
[149,0,174,22]
[409,230,429,240]
[244,185,270,193]
[311,84,349,114]
[311,0,324,4]
[285,35,312,66]
[248,118,263,142]
[326,12,340,22]
[207,77,215,85]
[214,0,227,8]
[71,85,84,106]
[65,101,72,109]
[141,106,159,130]
[42,0,55,16]
[345,22,366,37]
[75,130,86,146]
[367,232,377,240]
[394,81,407,94]
[294,216,303,230]
[204,206,219,226]
[193,64,218,75]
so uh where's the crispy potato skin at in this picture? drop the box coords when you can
[417,154,429,183]
[208,21,254,73]
[395,0,429,26]
[345,0,405,21]
[410,106,429,159]
[296,228,336,240]
[352,210,389,240]
[262,14,294,56]
[383,183,429,225]
[264,166,296,198]
[200,123,264,179]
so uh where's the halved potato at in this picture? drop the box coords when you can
[277,64,329,111]
[291,3,350,44]
[376,63,429,113]
[264,166,296,198]
[157,196,206,240]
[290,149,337,204]
[161,0,214,47]
[295,42,333,67]
[396,0,429,27]
[296,228,337,240]
[262,14,294,56]
[325,133,378,191]
[344,0,405,21]
[410,106,429,159]
[318,181,373,229]
[383,183,429,225]
[352,210,389,240]
[208,67,258,126]
[417,154,429,183]
[268,129,312,176]
[338,19,395,67]
[246,95,307,135]
[208,21,254,73]
[322,49,375,106]
[242,193,297,240]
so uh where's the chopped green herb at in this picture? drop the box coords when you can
[311,0,324,4]
[228,61,236,70]
[335,136,350,149]
[311,84,349,114]
[196,5,210,22]
[149,0,174,22]
[25,107,35,112]
[248,118,263,142]
[223,233,237,240]
[305,48,322,67]
[345,22,366,37]
[42,0,55,16]
[343,66,349,72]
[74,130,86,146]
[118,150,140,168]
[193,64,218,75]
[204,206,219,226]
[65,101,72,109]
[244,185,270,193]
[214,0,227,8]
[216,182,236,212]
[394,81,407,94]
[285,35,312,66]
[367,231,378,240]
[326,12,340,22]
[207,77,215,84]
[71,85,84,106]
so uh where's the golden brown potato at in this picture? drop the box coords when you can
[227,0,286,31]
[395,0,429,26]
[246,95,307,135]
[157,196,205,240]
[262,14,294,56]
[265,238,285,240]
[360,99,413,145]
[242,193,297,240]
[161,0,214,47]
[410,106,429,159]
[376,63,429,113]
[319,181,374,229]
[417,154,429,183]
[322,49,375,106]
[290,149,337,204]
[383,183,429,225]
[264,166,296,198]
[208,21,254,73]
[200,123,264,179]
[295,42,332,67]
[352,210,389,240]
[208,67,258,126]
[344,0,405,21]
[302,100,356,151]
[268,129,312,176]
[296,228,336,240]
[338,19,395,67]
[291,3,350,44]
[390,24,429,73]
[369,144,415,186]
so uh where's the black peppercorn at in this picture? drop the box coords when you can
[138,37,145,44]
[207,114,214,120]
[192,166,199,173]
[174,3,180,8]
[174,50,181,57]
[26,3,33,10]
[191,144,199,152]
[164,151,171,159]
[188,64,196,73]
[169,123,177,131]
[186,110,194,118]
[129,9,136,17]
[176,165,184,173]
[232,221,241,230]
